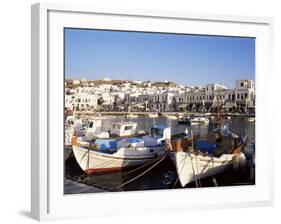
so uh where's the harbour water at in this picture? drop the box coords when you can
[64,115,255,194]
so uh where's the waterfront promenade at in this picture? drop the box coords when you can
[73,111,255,117]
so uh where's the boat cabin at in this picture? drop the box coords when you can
[143,125,171,147]
[75,118,102,132]
[74,118,109,140]
[110,122,137,137]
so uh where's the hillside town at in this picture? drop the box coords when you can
[65,78,255,114]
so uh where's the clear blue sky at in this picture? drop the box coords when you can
[65,28,255,88]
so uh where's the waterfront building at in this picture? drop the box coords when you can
[234,80,255,109]
[65,92,98,111]
[176,80,255,112]
[101,92,116,105]
[65,78,255,113]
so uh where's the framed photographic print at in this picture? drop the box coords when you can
[31,2,274,221]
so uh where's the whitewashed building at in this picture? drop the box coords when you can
[175,80,255,112]
[101,92,116,105]
[65,93,98,111]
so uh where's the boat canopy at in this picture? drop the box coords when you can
[94,139,118,152]
[195,140,217,155]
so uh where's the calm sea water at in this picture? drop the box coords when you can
[64,116,255,194]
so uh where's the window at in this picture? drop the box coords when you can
[151,128,163,137]
[237,94,240,99]
[124,125,133,131]
[112,124,121,129]
[245,93,248,98]
[88,122,93,128]
[241,82,244,87]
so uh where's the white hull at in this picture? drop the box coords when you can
[170,152,234,187]
[73,144,166,173]
[126,114,138,118]
[248,117,255,122]
[163,114,178,120]
[190,119,209,124]
[148,114,158,118]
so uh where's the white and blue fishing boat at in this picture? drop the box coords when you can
[72,125,171,174]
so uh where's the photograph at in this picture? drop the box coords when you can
[63,28,256,194]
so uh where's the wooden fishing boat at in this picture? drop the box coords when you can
[72,125,171,174]
[189,114,209,124]
[177,114,191,124]
[168,129,247,187]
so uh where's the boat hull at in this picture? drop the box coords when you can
[73,144,166,174]
[170,152,234,187]
[190,120,209,125]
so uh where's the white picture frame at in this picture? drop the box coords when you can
[31,2,274,221]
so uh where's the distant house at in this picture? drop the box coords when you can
[72,79,81,85]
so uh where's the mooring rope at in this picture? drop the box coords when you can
[194,154,202,187]
[122,154,168,176]
[115,154,167,189]
[188,152,199,188]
